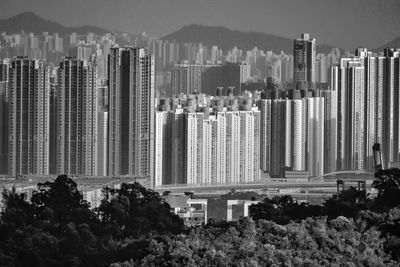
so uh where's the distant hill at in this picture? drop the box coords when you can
[162,24,340,54]
[0,12,111,35]
[375,36,400,51]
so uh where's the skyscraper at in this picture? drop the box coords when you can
[317,83,338,174]
[259,99,287,177]
[285,99,307,171]
[155,110,172,186]
[97,85,108,176]
[8,57,50,176]
[210,112,227,184]
[239,108,260,182]
[337,58,365,171]
[306,97,325,177]
[364,55,385,171]
[0,59,10,174]
[293,33,316,91]
[57,57,98,176]
[108,47,155,186]
[225,111,241,183]
[382,48,400,167]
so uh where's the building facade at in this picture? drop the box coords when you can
[8,57,50,176]
[57,57,98,175]
[108,47,155,185]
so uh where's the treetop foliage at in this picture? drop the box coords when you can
[0,168,400,266]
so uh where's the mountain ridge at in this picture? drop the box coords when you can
[162,24,341,54]
[375,36,400,52]
[0,11,111,35]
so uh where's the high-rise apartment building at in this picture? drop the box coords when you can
[364,55,385,170]
[337,58,365,171]
[317,86,337,174]
[285,99,307,171]
[8,57,50,176]
[260,97,324,177]
[226,111,241,183]
[382,48,400,167]
[0,59,10,174]
[330,48,400,172]
[210,112,227,184]
[0,81,8,174]
[306,97,325,177]
[155,103,260,186]
[57,57,98,176]
[260,99,287,177]
[172,63,214,96]
[49,75,58,174]
[108,47,155,186]
[293,33,316,91]
[155,111,172,186]
[96,85,108,176]
[316,53,328,83]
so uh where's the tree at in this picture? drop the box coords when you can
[97,182,184,238]
[323,186,370,219]
[249,195,323,224]
[31,174,94,226]
[0,187,34,227]
[372,168,400,209]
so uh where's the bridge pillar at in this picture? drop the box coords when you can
[227,200,240,221]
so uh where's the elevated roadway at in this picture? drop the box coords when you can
[155,180,374,195]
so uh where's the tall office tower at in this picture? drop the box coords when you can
[338,58,365,171]
[57,57,98,176]
[383,48,400,167]
[8,57,50,176]
[226,111,241,183]
[306,97,325,177]
[293,33,316,91]
[108,47,155,186]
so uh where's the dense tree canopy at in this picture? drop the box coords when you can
[112,217,395,266]
[97,182,184,238]
[0,175,185,266]
[372,168,400,209]
[1,168,400,265]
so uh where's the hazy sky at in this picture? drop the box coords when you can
[1,0,399,50]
